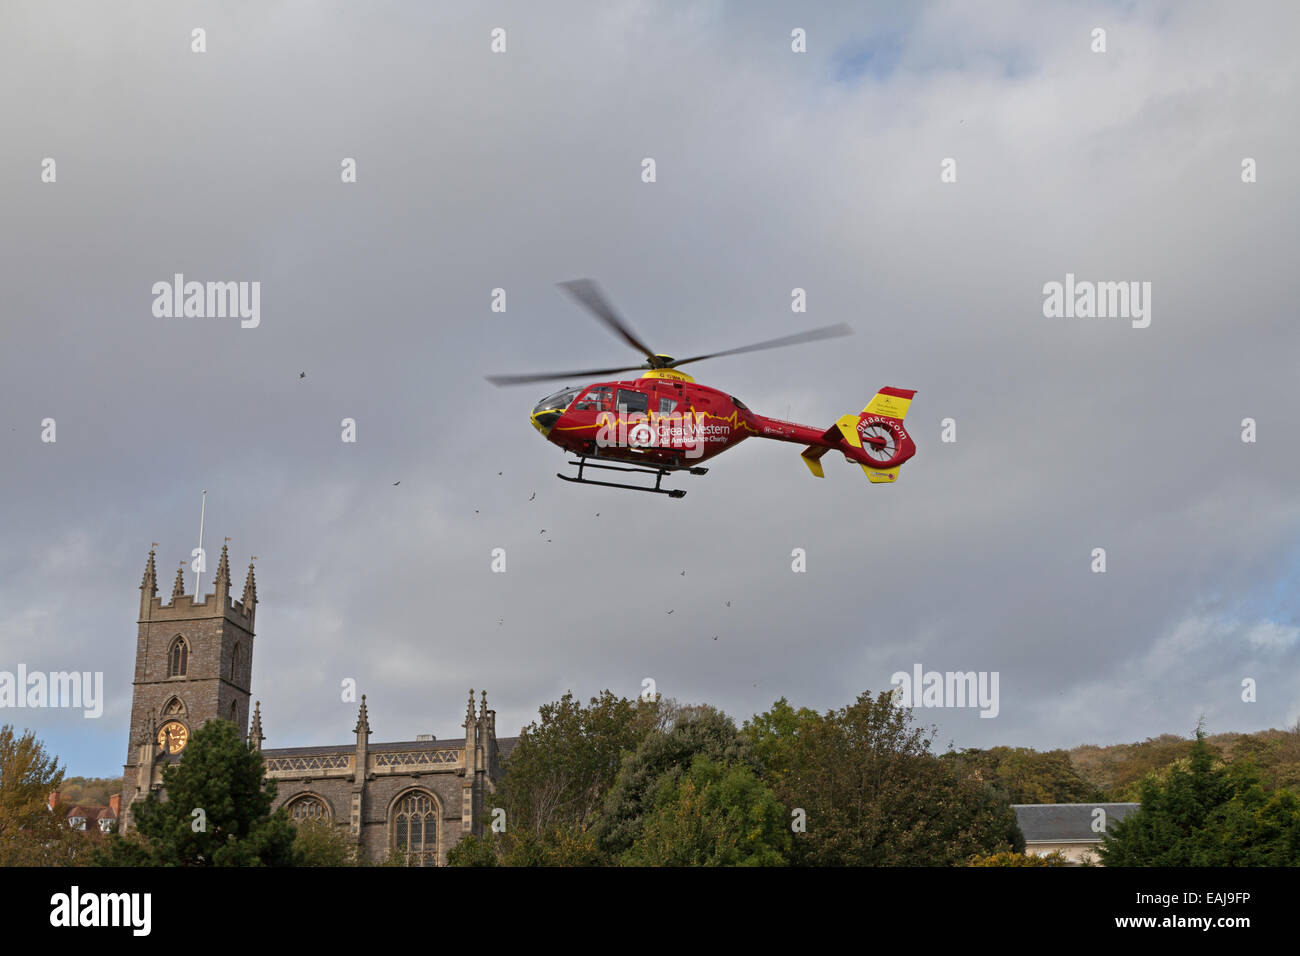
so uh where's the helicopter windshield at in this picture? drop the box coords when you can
[532,387,581,416]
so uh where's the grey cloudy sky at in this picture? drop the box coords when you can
[2,1,1297,777]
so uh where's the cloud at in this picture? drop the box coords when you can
[1,0,1297,775]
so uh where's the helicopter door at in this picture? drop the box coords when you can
[654,383,691,455]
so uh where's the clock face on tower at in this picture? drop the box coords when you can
[157,721,189,754]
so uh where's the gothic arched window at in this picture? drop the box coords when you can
[391,790,437,867]
[287,795,330,823]
[231,642,240,680]
[167,637,188,677]
[162,697,185,717]
[229,701,238,723]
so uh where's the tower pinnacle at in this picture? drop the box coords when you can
[248,701,265,751]
[242,559,258,607]
[354,695,371,737]
[213,541,231,595]
[140,548,158,596]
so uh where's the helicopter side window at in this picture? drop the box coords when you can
[575,386,613,411]
[658,398,677,414]
[616,389,649,415]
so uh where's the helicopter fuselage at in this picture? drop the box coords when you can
[529,371,864,470]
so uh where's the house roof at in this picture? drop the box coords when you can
[1012,803,1139,843]
[65,805,116,823]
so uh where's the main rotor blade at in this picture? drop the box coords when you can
[485,364,649,387]
[558,279,663,367]
[669,323,853,367]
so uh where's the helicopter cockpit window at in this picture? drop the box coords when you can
[616,389,649,415]
[731,397,749,411]
[532,387,581,416]
[575,385,613,412]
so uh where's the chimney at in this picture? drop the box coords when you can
[48,790,60,810]
[109,794,121,816]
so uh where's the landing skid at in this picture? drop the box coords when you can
[558,458,703,498]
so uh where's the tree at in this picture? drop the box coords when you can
[1100,731,1300,866]
[623,755,790,866]
[0,725,82,865]
[946,746,1102,804]
[447,826,605,867]
[496,690,660,837]
[594,705,750,856]
[291,819,362,866]
[750,691,1023,866]
[460,690,661,865]
[445,833,499,867]
[93,720,296,866]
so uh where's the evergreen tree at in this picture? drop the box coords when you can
[94,720,295,866]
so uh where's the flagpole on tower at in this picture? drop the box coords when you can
[194,489,207,598]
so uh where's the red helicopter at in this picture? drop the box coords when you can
[487,280,916,498]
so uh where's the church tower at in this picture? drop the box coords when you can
[121,543,258,826]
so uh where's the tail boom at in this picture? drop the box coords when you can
[754,387,916,483]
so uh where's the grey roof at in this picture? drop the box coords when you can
[1013,803,1140,843]
[495,736,519,759]
[263,738,463,758]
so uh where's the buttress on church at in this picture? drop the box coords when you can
[122,544,517,866]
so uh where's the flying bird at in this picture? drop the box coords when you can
[299,372,306,379]
[529,492,536,501]
[392,481,400,486]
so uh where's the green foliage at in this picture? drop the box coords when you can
[0,725,84,865]
[496,690,660,838]
[445,833,499,867]
[452,826,606,867]
[751,691,1023,866]
[594,705,749,856]
[623,756,790,866]
[1099,730,1300,866]
[743,697,819,787]
[968,850,1073,866]
[93,720,295,866]
[291,819,362,866]
[946,747,1103,804]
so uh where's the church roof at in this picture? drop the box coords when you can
[263,738,462,758]
[262,736,521,759]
